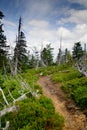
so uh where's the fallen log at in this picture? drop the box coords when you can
[0,105,19,117]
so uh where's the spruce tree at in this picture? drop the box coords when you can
[41,44,53,66]
[14,17,28,71]
[72,42,83,61]
[0,11,8,69]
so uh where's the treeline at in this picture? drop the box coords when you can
[0,11,87,74]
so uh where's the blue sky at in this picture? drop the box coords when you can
[0,0,87,57]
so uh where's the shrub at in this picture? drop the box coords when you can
[61,76,87,109]
[51,69,82,83]
[1,97,64,130]
[73,86,87,109]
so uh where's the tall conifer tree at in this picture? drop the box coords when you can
[14,17,28,71]
[0,11,8,69]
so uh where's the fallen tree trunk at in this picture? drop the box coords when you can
[0,88,9,106]
[2,121,9,130]
[0,105,19,117]
[77,64,87,76]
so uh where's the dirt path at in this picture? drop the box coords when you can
[38,75,87,130]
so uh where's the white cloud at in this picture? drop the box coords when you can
[3,0,87,58]
[26,26,57,52]
[69,9,87,24]
[22,0,52,20]
[57,9,87,25]
[28,20,49,29]
[3,19,16,27]
[5,19,87,58]
[56,23,87,51]
[68,0,87,7]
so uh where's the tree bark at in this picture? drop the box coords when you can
[0,88,9,105]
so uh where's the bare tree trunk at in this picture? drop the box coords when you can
[2,121,9,130]
[0,88,9,106]
[8,89,15,101]
[14,57,18,75]
[0,105,18,117]
[8,59,14,76]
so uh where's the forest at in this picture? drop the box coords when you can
[0,11,87,130]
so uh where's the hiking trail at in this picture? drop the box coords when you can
[38,75,87,130]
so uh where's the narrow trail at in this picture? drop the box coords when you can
[38,75,87,130]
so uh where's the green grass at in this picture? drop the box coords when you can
[61,77,87,109]
[1,97,64,130]
[36,64,72,76]
[36,64,86,110]
[51,68,82,83]
[0,68,64,129]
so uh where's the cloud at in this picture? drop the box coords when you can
[5,18,87,57]
[21,0,53,20]
[28,20,50,29]
[2,0,87,58]
[57,9,87,25]
[56,6,87,51]
[3,20,17,47]
[68,0,87,7]
[56,23,87,51]
[3,19,16,27]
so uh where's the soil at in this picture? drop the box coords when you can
[38,75,87,130]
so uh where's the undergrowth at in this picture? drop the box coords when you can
[1,97,64,130]
[0,68,64,130]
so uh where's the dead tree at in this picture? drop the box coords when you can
[0,88,9,106]
[40,44,46,67]
[75,43,87,76]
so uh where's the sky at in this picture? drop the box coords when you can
[0,0,87,58]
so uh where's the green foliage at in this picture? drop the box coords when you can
[37,66,56,76]
[41,44,54,66]
[0,69,41,110]
[34,84,42,94]
[21,69,38,84]
[73,86,87,109]
[0,66,66,129]
[72,42,83,61]
[51,69,82,83]
[42,64,87,109]
[2,97,64,130]
[37,64,72,76]
[0,74,4,86]
[62,76,87,109]
[1,78,22,103]
[14,17,28,71]
[0,11,8,69]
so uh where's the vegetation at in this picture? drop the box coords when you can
[51,68,82,83]
[0,10,87,129]
[1,97,64,130]
[41,44,54,66]
[0,69,64,130]
[14,17,28,73]
[62,77,87,109]
[72,42,83,61]
[0,11,9,70]
[50,65,87,109]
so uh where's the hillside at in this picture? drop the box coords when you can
[38,76,87,130]
[0,69,64,130]
[0,65,87,130]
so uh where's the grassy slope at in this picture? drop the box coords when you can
[50,65,87,109]
[36,64,87,109]
[1,63,87,129]
[0,69,64,130]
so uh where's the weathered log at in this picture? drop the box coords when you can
[0,105,18,117]
[0,88,9,105]
[2,121,9,130]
